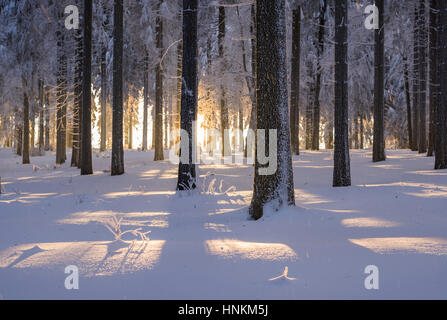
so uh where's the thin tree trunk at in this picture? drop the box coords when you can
[128,103,133,150]
[412,4,420,151]
[404,56,413,149]
[428,0,437,157]
[142,53,149,151]
[71,21,82,166]
[359,112,364,149]
[218,6,230,157]
[373,0,386,162]
[290,6,301,155]
[22,90,30,164]
[100,46,107,153]
[435,0,447,169]
[16,122,22,156]
[418,0,427,154]
[56,15,65,165]
[245,4,256,158]
[111,0,124,175]
[249,0,295,220]
[305,58,314,150]
[333,0,351,187]
[44,90,50,151]
[312,0,327,151]
[81,0,93,175]
[176,0,198,191]
[154,0,164,161]
[38,79,44,154]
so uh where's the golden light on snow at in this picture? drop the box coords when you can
[0,192,57,204]
[349,237,447,255]
[205,239,298,261]
[0,240,166,277]
[103,190,176,198]
[407,170,447,176]
[294,189,333,205]
[57,210,170,228]
[341,217,400,228]
[361,182,447,198]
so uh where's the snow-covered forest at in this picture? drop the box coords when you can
[0,0,446,300]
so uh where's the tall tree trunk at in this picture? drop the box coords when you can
[290,6,301,156]
[418,0,427,154]
[359,112,364,149]
[38,79,44,154]
[333,0,351,187]
[305,58,314,150]
[412,4,420,151]
[176,0,198,191]
[435,0,447,169]
[218,6,230,157]
[128,103,133,150]
[142,53,149,151]
[175,41,183,138]
[71,21,83,167]
[100,46,107,153]
[404,56,413,149]
[22,90,30,164]
[81,0,93,175]
[312,0,327,151]
[354,112,360,149]
[428,0,437,157]
[373,0,386,162]
[16,121,22,156]
[249,0,295,220]
[245,4,256,158]
[154,0,164,161]
[112,0,124,175]
[56,15,66,165]
[44,90,50,151]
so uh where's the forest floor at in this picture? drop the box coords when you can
[0,148,446,299]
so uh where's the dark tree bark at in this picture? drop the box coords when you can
[373,0,386,162]
[154,0,164,161]
[312,0,327,151]
[412,4,420,151]
[175,40,183,136]
[428,0,437,157]
[249,0,295,220]
[71,18,83,167]
[56,10,67,165]
[290,6,301,156]
[142,53,149,151]
[38,79,44,154]
[80,0,93,175]
[359,112,364,149]
[44,90,50,151]
[128,103,133,150]
[418,0,427,154]
[22,90,30,164]
[176,0,198,191]
[245,4,256,158]
[354,112,360,149]
[100,46,107,153]
[111,0,124,175]
[333,0,351,187]
[218,6,230,157]
[404,56,413,149]
[236,5,252,153]
[435,0,447,169]
[305,58,314,150]
[16,121,22,156]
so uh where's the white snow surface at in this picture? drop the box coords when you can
[0,148,446,299]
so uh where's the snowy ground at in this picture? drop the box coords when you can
[0,148,446,299]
